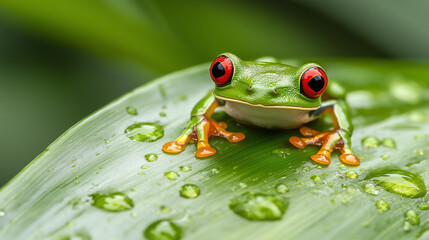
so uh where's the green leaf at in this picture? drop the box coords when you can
[1,60,429,239]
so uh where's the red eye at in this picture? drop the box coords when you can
[300,67,328,98]
[210,55,234,86]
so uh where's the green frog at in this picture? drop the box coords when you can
[163,53,359,165]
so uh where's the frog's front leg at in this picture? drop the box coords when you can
[289,99,360,166]
[163,91,245,157]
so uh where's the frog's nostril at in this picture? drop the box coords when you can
[247,86,253,91]
[273,88,278,94]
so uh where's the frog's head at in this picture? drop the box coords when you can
[211,53,327,108]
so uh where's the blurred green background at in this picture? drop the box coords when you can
[1,0,428,187]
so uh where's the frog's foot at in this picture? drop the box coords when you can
[163,118,245,158]
[289,126,360,166]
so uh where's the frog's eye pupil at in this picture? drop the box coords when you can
[210,55,234,86]
[212,62,225,78]
[300,67,328,99]
[308,76,325,93]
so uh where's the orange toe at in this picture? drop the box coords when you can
[340,154,360,165]
[289,136,306,149]
[163,141,185,154]
[227,133,245,142]
[299,127,319,137]
[311,154,331,165]
[218,122,228,129]
[196,146,216,158]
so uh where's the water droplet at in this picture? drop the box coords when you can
[363,183,379,195]
[311,175,322,183]
[301,166,311,172]
[362,136,380,148]
[403,221,412,231]
[141,165,149,169]
[124,123,164,142]
[75,180,80,184]
[238,183,248,189]
[126,106,138,115]
[145,153,158,162]
[143,219,182,240]
[179,184,200,199]
[275,183,289,193]
[137,171,146,175]
[339,164,347,170]
[229,192,289,221]
[211,168,220,174]
[346,171,358,179]
[390,80,422,104]
[381,154,390,160]
[0,209,5,216]
[130,212,137,218]
[271,149,291,158]
[376,200,389,213]
[179,165,192,172]
[164,171,180,181]
[413,149,424,156]
[159,112,167,117]
[405,210,420,226]
[91,193,134,212]
[179,94,186,100]
[409,111,426,122]
[381,138,396,148]
[419,204,429,210]
[366,169,427,198]
[160,205,171,213]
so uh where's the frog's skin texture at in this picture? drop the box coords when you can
[163,53,360,166]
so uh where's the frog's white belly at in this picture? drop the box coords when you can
[219,99,319,129]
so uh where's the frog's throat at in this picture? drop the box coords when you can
[213,94,320,110]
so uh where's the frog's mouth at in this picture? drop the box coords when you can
[213,94,320,110]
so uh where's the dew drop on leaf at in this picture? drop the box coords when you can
[145,154,158,162]
[143,219,182,240]
[179,184,200,199]
[376,200,389,213]
[363,183,379,196]
[381,138,396,148]
[404,209,420,225]
[124,123,164,142]
[361,136,380,148]
[90,193,134,212]
[409,111,426,122]
[126,106,138,116]
[179,165,192,172]
[311,175,322,183]
[164,171,180,181]
[275,183,289,193]
[346,171,358,179]
[229,192,289,221]
[366,169,427,198]
[160,205,171,213]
